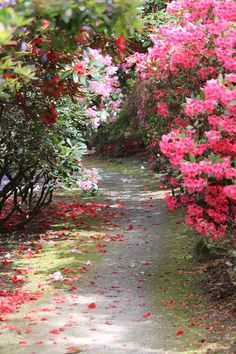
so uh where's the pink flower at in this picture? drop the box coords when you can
[165,194,179,211]
[157,102,169,117]
[78,181,93,191]
[224,185,236,201]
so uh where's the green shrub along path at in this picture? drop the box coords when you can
[0,158,235,353]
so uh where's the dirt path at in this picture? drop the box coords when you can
[0,167,180,354]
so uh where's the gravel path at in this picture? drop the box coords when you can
[0,168,180,354]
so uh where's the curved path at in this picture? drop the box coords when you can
[1,167,180,354]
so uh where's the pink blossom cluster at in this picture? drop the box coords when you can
[163,93,236,238]
[184,99,216,117]
[224,185,236,201]
[77,168,100,192]
[165,194,179,211]
[160,131,195,167]
[127,0,236,238]
[83,48,122,128]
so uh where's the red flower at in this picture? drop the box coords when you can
[35,37,43,45]
[41,106,58,124]
[5,73,15,79]
[73,62,85,76]
[53,76,60,84]
[74,32,87,44]
[116,34,126,51]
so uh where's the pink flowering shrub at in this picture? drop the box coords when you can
[127,0,236,239]
[80,48,122,129]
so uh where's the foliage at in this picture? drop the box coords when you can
[124,0,236,240]
[0,0,143,231]
[0,97,87,231]
[89,2,176,157]
[143,0,168,13]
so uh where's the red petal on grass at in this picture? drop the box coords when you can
[66,347,80,351]
[176,329,184,335]
[49,329,61,334]
[0,317,8,322]
[138,278,146,282]
[68,286,78,291]
[88,303,96,309]
[142,313,153,318]
[38,307,53,312]
[166,299,174,306]
[9,325,20,331]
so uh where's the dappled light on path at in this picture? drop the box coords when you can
[0,167,180,354]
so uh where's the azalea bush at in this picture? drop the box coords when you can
[124,0,236,240]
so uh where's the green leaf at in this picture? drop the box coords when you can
[80,76,90,88]
[90,59,104,68]
[199,90,205,100]
[60,70,71,80]
[218,73,224,84]
[189,153,195,163]
[229,100,236,106]
[72,72,78,83]
[209,152,215,162]
[197,17,203,25]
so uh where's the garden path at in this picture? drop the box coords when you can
[1,165,180,354]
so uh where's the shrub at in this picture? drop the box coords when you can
[125,0,236,239]
[0,0,143,231]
